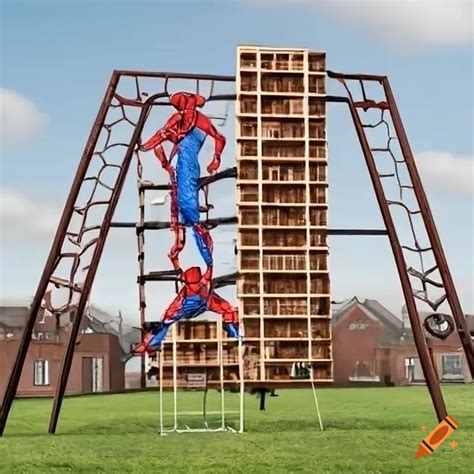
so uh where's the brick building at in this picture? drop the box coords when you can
[332,297,473,386]
[0,304,133,398]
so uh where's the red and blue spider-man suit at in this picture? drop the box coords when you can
[140,92,225,269]
[132,265,239,354]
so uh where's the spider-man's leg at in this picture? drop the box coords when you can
[167,171,186,271]
[192,223,214,267]
[207,292,239,338]
[132,291,184,355]
[168,224,186,271]
[147,295,208,351]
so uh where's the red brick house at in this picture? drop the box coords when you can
[0,303,137,398]
[332,297,473,386]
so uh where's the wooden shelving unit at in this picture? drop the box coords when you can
[236,46,333,385]
[149,321,241,389]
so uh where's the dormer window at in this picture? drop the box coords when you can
[349,320,369,330]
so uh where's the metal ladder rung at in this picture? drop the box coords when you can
[401,245,432,253]
[387,201,421,214]
[413,291,447,311]
[49,276,83,292]
[407,267,444,288]
[353,100,389,110]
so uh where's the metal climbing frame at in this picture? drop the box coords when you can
[0,71,238,436]
[1,67,470,437]
[326,71,473,421]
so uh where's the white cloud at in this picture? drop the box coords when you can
[415,151,474,197]
[324,0,473,48]
[0,88,49,151]
[249,0,473,48]
[0,188,60,242]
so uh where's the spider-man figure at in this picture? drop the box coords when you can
[132,265,239,354]
[140,92,226,269]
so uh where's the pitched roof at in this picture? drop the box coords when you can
[0,306,30,329]
[363,299,403,333]
[0,302,140,353]
[331,297,403,339]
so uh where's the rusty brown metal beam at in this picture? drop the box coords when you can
[0,72,121,437]
[118,94,236,106]
[327,229,388,236]
[111,216,238,230]
[139,271,238,288]
[338,83,448,422]
[327,70,386,82]
[382,78,474,377]
[111,223,385,235]
[139,167,237,191]
[115,70,236,82]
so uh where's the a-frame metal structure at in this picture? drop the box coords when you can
[1,68,472,436]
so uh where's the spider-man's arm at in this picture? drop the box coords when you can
[140,113,181,172]
[195,112,226,174]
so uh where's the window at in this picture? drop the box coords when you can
[405,357,424,382]
[34,360,49,386]
[349,320,369,330]
[441,354,463,381]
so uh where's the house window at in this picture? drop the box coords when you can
[404,357,415,381]
[441,354,463,381]
[34,360,49,386]
[349,320,369,330]
[405,357,425,382]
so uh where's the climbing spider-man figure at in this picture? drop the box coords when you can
[140,92,226,270]
[132,264,239,355]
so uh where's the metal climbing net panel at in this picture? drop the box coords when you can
[327,71,473,421]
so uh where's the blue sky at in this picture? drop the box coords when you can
[1,0,473,322]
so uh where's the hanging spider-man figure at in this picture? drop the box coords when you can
[140,92,225,269]
[132,264,239,354]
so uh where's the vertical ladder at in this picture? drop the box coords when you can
[136,153,148,388]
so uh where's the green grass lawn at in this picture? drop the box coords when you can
[0,385,472,473]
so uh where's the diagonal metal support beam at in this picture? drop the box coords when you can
[382,78,474,377]
[0,73,121,437]
[331,74,448,422]
[47,91,169,435]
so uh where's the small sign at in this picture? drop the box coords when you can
[186,372,207,388]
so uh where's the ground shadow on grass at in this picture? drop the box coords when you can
[4,417,159,438]
[62,417,160,436]
[54,416,241,436]
[6,415,415,438]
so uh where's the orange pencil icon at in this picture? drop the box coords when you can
[416,415,459,459]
